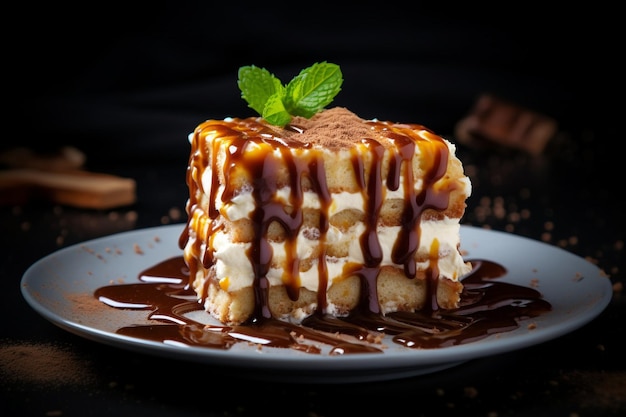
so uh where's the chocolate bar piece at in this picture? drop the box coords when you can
[455,94,558,155]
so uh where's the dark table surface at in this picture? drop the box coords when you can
[3,3,624,417]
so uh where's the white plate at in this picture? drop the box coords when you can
[21,224,612,383]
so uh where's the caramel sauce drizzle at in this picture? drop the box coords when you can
[96,113,552,354]
[179,116,456,323]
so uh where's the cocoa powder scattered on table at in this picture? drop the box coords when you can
[0,340,95,388]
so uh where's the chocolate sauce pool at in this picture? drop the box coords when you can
[94,256,551,355]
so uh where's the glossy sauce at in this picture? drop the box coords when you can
[179,110,466,324]
[99,110,550,354]
[94,256,552,354]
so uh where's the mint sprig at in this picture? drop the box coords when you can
[237,62,343,127]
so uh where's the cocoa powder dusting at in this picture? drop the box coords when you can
[290,107,380,148]
[0,340,95,388]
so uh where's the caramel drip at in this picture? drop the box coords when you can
[347,139,385,313]
[308,154,331,314]
[243,140,307,320]
[178,113,454,323]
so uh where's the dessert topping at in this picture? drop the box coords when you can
[238,62,343,127]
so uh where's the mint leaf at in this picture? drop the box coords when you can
[263,94,292,127]
[237,65,284,115]
[284,62,343,118]
[237,62,343,126]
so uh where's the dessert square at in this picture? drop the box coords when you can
[180,107,472,325]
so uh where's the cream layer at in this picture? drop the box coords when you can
[205,218,469,295]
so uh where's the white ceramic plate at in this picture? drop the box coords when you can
[21,224,612,383]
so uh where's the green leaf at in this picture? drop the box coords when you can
[262,94,292,127]
[237,61,343,126]
[284,62,343,118]
[237,65,284,115]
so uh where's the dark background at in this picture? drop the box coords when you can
[3,3,625,417]
[7,2,619,166]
